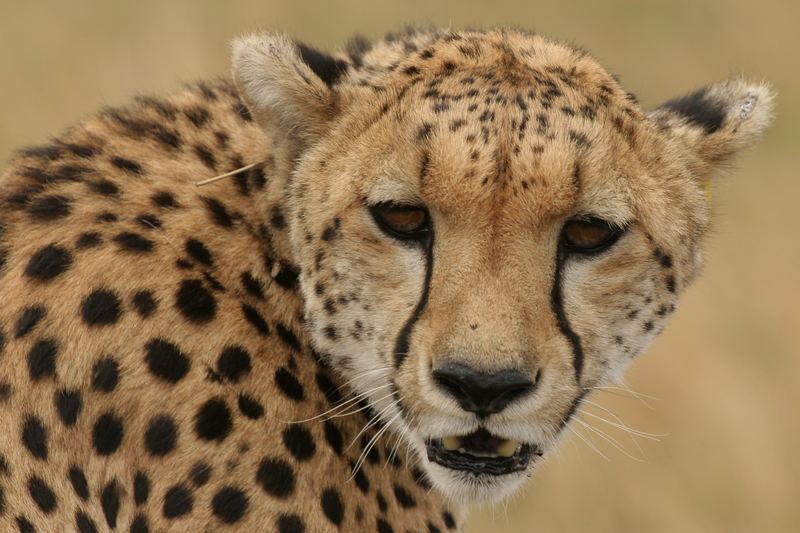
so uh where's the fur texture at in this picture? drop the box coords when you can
[0,28,772,531]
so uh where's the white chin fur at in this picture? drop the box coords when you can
[425,461,530,504]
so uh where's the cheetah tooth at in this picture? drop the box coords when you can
[442,436,461,450]
[497,439,520,458]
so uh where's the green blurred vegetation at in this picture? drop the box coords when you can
[1,1,797,531]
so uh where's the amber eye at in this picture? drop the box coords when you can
[561,217,623,254]
[370,202,431,241]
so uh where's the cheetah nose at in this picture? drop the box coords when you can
[432,362,535,418]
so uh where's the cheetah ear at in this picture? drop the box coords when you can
[231,33,348,145]
[648,79,775,178]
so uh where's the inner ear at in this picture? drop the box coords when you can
[296,42,349,87]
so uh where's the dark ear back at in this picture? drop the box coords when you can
[648,79,775,178]
[296,42,349,87]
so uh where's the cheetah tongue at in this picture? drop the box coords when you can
[441,433,520,458]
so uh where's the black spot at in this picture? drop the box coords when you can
[234,102,253,122]
[185,239,213,266]
[92,411,124,455]
[136,213,162,229]
[88,179,120,197]
[68,466,89,500]
[0,382,10,403]
[276,324,301,352]
[282,425,316,461]
[241,303,269,336]
[15,516,36,533]
[666,275,676,293]
[81,289,122,326]
[212,486,249,524]
[28,338,58,381]
[163,484,193,518]
[190,462,212,487]
[131,514,149,533]
[428,523,442,533]
[316,372,342,405]
[55,389,82,426]
[323,421,344,455]
[15,305,46,338]
[256,457,295,498]
[21,415,48,459]
[377,518,394,533]
[25,244,72,280]
[152,191,179,208]
[175,279,217,323]
[76,511,98,533]
[238,393,264,419]
[241,271,264,299]
[393,484,416,508]
[194,144,217,170]
[270,206,287,229]
[443,511,456,529]
[376,491,388,513]
[134,472,150,505]
[346,462,368,495]
[132,290,157,318]
[273,263,300,290]
[412,467,432,490]
[277,514,306,533]
[145,415,178,456]
[113,232,154,252]
[28,475,57,513]
[643,321,654,332]
[194,397,233,441]
[202,197,234,227]
[96,212,118,222]
[145,338,190,383]
[27,194,71,221]
[184,106,211,127]
[297,42,349,86]
[110,156,143,174]
[217,346,252,382]
[320,488,344,526]
[275,367,305,401]
[100,480,120,528]
[661,87,727,134]
[77,232,102,248]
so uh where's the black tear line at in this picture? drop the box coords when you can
[550,247,585,383]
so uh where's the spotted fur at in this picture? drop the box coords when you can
[0,28,772,530]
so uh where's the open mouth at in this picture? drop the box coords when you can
[426,428,542,476]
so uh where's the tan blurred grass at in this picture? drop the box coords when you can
[1,1,798,531]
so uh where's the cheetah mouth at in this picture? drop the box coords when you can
[426,428,542,476]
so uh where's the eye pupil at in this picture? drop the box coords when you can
[562,218,621,253]
[370,203,431,241]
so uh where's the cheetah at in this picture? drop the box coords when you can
[0,28,772,532]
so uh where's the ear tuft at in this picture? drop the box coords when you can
[231,33,342,144]
[649,79,775,173]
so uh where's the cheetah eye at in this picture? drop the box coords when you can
[370,202,431,242]
[561,217,623,254]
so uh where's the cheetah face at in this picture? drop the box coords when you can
[233,30,772,503]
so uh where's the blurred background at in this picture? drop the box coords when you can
[1,1,797,531]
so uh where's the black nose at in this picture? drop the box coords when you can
[432,362,535,418]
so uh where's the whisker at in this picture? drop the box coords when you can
[578,408,664,440]
[573,418,645,462]
[569,425,610,461]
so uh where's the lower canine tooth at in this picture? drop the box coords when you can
[497,439,520,457]
[442,436,461,450]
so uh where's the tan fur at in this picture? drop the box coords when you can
[0,28,772,530]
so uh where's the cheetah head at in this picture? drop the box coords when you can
[232,29,773,503]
